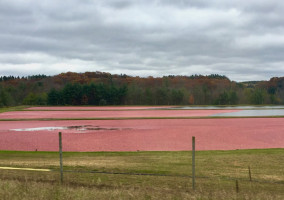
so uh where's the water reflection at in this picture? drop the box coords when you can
[211,109,284,117]
[170,106,284,110]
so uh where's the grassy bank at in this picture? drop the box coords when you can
[1,115,284,121]
[0,106,29,113]
[0,149,283,199]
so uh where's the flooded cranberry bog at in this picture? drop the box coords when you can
[0,106,284,199]
[0,106,283,151]
[0,118,283,151]
[0,109,240,119]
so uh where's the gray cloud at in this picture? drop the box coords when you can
[0,0,284,81]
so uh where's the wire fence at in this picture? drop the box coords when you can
[62,169,284,185]
[0,132,283,192]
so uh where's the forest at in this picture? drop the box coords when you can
[0,71,283,106]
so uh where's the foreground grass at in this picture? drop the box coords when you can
[0,149,283,199]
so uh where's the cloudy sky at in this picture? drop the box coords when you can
[1,0,284,81]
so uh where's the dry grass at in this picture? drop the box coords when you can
[0,176,283,200]
[0,149,283,199]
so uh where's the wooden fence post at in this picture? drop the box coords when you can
[192,136,195,190]
[236,180,239,193]
[248,166,252,181]
[59,132,63,184]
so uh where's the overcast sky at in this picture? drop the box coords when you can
[1,0,284,82]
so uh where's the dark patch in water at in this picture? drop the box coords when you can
[66,125,123,131]
[11,125,131,132]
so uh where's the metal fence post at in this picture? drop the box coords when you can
[192,136,195,190]
[59,132,63,183]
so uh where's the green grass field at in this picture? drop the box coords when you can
[0,149,283,199]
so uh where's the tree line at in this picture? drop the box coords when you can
[0,71,283,107]
[47,83,127,105]
[0,74,47,82]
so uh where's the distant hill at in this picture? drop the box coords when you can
[0,71,283,106]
